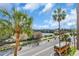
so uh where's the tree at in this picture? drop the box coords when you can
[0,19,12,46]
[62,33,70,45]
[33,32,42,39]
[0,8,33,56]
[52,8,66,47]
[32,32,42,45]
[70,29,76,48]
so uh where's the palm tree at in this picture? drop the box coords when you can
[0,8,33,56]
[52,8,66,47]
[0,19,12,45]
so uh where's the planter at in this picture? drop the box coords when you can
[54,42,70,56]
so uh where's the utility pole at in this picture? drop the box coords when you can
[77,3,79,50]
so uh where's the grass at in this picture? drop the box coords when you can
[68,47,76,56]
[0,46,12,51]
[0,47,8,51]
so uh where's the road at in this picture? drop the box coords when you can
[0,36,76,56]
[8,38,59,56]
[0,37,59,56]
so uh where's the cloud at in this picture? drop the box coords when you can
[23,3,40,12]
[61,8,77,29]
[43,19,58,29]
[42,4,52,13]
[33,8,77,29]
[66,3,74,7]
[39,3,55,14]
[67,22,76,26]
[0,3,10,8]
[32,24,49,29]
[0,3,13,9]
[0,3,21,11]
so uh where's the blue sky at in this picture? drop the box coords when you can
[0,3,77,29]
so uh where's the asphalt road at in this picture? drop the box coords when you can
[0,36,76,56]
[16,38,59,56]
[0,38,59,56]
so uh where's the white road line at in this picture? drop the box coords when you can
[18,42,49,55]
[32,45,54,56]
[18,45,42,55]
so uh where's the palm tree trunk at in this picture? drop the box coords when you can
[14,25,20,56]
[58,21,61,47]
[14,33,20,56]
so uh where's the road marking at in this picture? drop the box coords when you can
[19,40,55,56]
[32,45,54,56]
[9,42,48,56]
[18,41,49,55]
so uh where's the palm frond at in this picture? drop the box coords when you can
[0,19,12,28]
[0,8,11,18]
[52,8,66,21]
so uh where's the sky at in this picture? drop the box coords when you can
[0,3,77,29]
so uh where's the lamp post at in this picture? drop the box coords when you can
[77,3,79,50]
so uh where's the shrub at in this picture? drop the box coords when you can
[69,47,76,56]
[32,32,42,40]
